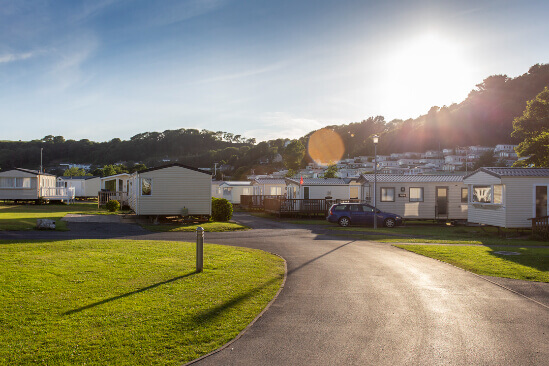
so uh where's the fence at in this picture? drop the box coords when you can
[240,195,285,210]
[98,191,129,207]
[530,215,549,239]
[40,187,75,202]
[264,198,334,217]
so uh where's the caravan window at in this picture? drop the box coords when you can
[472,185,503,204]
[381,187,395,202]
[461,188,468,203]
[141,178,152,196]
[0,177,31,188]
[409,187,424,202]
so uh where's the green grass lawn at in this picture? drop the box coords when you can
[0,202,120,231]
[329,222,548,246]
[143,221,249,232]
[395,244,549,282]
[0,239,285,365]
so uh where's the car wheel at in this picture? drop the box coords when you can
[338,217,351,227]
[384,218,396,228]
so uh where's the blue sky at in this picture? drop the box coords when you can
[1,0,548,142]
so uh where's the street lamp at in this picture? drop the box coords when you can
[372,135,379,229]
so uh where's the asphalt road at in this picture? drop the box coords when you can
[2,213,548,365]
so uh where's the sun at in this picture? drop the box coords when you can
[376,33,475,115]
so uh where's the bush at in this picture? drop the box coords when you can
[106,199,121,212]
[211,197,233,222]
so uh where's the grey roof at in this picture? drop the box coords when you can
[253,178,287,185]
[57,176,98,180]
[359,174,463,183]
[464,167,549,179]
[287,178,350,185]
[219,181,252,186]
[8,168,55,177]
[138,163,210,175]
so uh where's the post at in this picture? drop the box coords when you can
[196,227,204,272]
[373,135,379,229]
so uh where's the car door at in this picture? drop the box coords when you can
[361,204,375,226]
[349,204,366,225]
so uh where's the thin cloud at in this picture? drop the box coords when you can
[0,51,34,63]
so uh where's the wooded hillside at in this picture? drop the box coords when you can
[1,63,548,173]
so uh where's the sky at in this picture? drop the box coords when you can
[1,0,548,142]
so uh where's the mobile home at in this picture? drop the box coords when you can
[463,167,549,228]
[0,168,73,202]
[286,178,362,201]
[358,174,468,220]
[129,163,212,216]
[57,176,100,198]
[218,181,252,204]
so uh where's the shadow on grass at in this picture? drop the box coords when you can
[191,241,355,324]
[489,247,549,274]
[63,272,196,315]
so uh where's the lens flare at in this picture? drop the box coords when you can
[307,128,345,165]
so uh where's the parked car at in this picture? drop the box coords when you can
[326,203,403,228]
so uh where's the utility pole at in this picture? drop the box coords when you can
[40,148,43,173]
[214,162,218,178]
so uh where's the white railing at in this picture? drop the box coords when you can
[40,187,76,202]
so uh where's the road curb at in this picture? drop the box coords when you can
[183,252,288,365]
[393,245,549,310]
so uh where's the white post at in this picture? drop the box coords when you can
[373,135,379,229]
[196,227,204,272]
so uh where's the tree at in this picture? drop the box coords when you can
[511,87,549,166]
[102,165,117,177]
[472,151,497,170]
[63,167,91,177]
[282,140,305,171]
[323,164,338,178]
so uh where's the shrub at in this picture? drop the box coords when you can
[106,199,121,212]
[211,197,233,221]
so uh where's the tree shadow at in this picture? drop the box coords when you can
[63,271,196,315]
[487,247,549,275]
[191,241,355,324]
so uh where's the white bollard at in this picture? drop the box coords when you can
[196,227,204,273]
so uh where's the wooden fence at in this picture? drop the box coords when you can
[530,215,549,239]
[98,191,129,207]
[240,195,284,210]
[264,198,334,217]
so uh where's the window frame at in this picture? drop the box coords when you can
[380,187,395,202]
[461,187,468,203]
[409,187,424,202]
[141,178,152,196]
[471,184,503,205]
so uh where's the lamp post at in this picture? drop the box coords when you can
[373,135,379,229]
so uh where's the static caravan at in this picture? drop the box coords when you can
[358,174,468,220]
[57,176,100,198]
[100,173,131,193]
[285,178,362,201]
[463,167,549,228]
[129,163,212,216]
[211,180,223,199]
[218,181,252,204]
[0,168,73,202]
[251,178,287,196]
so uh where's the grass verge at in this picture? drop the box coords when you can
[0,239,285,365]
[395,244,549,282]
[329,222,548,246]
[0,202,121,231]
[143,221,249,232]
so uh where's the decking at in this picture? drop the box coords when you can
[98,191,129,207]
[240,195,284,210]
[264,198,333,217]
[530,216,549,239]
[40,187,75,202]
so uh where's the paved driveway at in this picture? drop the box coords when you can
[1,213,548,365]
